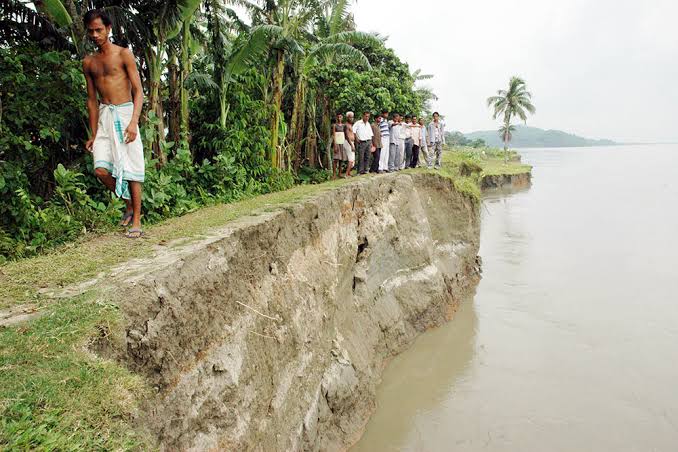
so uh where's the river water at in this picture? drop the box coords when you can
[353,145,678,451]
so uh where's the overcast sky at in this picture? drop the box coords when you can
[352,0,678,142]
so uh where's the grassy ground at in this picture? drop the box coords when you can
[0,147,530,450]
[444,146,532,176]
[438,146,532,199]
[0,292,152,450]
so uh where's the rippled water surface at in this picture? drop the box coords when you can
[353,145,678,451]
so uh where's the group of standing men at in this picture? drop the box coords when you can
[332,111,446,179]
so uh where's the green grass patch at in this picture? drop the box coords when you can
[0,292,151,450]
[480,159,532,177]
[436,146,530,198]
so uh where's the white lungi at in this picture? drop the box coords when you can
[92,102,144,200]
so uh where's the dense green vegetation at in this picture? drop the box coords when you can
[0,0,432,261]
[464,125,617,148]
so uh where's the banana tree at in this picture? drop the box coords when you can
[33,0,81,52]
[143,0,202,164]
[226,0,324,168]
[288,35,375,170]
[310,0,369,168]
[204,0,241,128]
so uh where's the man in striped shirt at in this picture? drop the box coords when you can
[378,110,390,173]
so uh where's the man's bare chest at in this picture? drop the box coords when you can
[90,55,125,79]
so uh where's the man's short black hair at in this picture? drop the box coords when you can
[84,9,112,27]
[381,110,389,114]
[405,115,411,120]
[363,110,370,115]
[433,111,440,116]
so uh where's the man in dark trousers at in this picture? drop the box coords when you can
[369,115,383,173]
[352,111,374,175]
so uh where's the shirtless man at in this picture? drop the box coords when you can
[82,9,145,238]
[344,112,356,177]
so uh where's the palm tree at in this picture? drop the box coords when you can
[487,76,536,163]
[498,123,516,150]
[411,69,438,114]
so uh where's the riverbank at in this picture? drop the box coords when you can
[0,149,531,450]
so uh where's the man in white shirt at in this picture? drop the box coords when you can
[388,113,402,172]
[353,111,374,175]
[410,115,421,168]
[398,115,408,170]
[427,112,446,169]
[402,115,413,170]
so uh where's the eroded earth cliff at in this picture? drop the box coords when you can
[98,172,481,451]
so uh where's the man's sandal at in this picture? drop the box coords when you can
[126,228,143,239]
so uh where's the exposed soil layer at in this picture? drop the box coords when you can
[481,172,532,191]
[95,172,482,451]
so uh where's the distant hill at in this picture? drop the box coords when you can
[463,125,617,148]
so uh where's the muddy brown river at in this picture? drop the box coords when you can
[353,145,678,451]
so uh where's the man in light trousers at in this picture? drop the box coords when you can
[378,110,390,172]
[428,112,445,169]
[418,117,430,168]
[398,115,407,170]
[388,113,402,172]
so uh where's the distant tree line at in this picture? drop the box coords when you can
[445,131,487,148]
